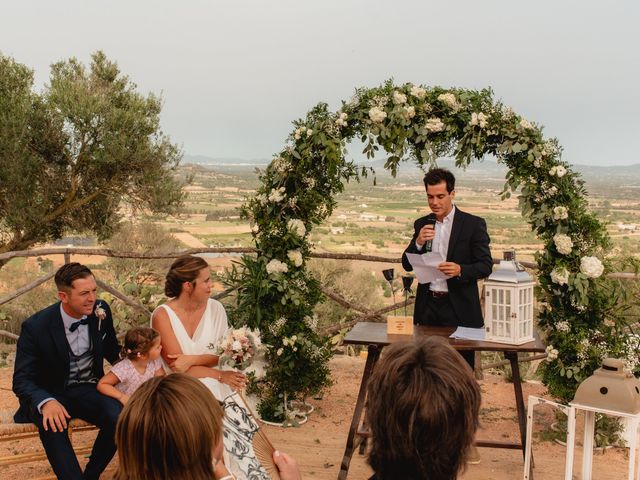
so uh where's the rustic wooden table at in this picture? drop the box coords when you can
[338,321,546,480]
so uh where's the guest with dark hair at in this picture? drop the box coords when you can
[13,262,121,480]
[367,337,481,480]
[115,373,302,480]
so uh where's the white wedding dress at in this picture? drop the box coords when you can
[154,299,270,480]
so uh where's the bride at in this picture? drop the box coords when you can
[152,255,270,480]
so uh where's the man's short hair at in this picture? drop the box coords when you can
[423,168,456,193]
[367,337,481,480]
[54,263,93,291]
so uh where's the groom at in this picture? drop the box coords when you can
[12,262,121,479]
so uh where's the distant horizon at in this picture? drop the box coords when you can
[183,152,639,169]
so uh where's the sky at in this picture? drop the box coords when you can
[2,0,639,167]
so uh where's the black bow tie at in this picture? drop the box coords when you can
[69,318,89,332]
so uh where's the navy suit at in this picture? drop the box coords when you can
[13,301,121,480]
[402,208,492,329]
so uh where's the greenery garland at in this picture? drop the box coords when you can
[227,79,637,421]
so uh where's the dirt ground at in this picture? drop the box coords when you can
[0,355,633,480]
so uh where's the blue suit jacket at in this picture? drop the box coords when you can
[402,208,493,328]
[12,301,120,423]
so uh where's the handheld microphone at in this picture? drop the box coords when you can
[424,218,436,252]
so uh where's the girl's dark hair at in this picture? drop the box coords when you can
[164,255,209,298]
[121,327,160,360]
[367,337,481,480]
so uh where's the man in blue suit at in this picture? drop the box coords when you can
[13,263,121,479]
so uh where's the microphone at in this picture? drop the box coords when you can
[424,218,436,252]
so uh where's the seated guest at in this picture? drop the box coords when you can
[115,373,301,480]
[12,262,121,480]
[367,337,481,480]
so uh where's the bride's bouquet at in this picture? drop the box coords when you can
[211,326,264,371]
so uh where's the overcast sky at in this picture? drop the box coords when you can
[2,1,639,166]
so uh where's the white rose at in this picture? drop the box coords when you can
[306,129,313,137]
[470,112,487,128]
[404,106,416,118]
[555,165,567,177]
[425,117,445,132]
[519,119,533,130]
[547,186,558,196]
[335,112,348,127]
[268,187,286,203]
[545,345,559,362]
[392,91,407,104]
[437,92,459,110]
[232,340,242,351]
[266,259,288,275]
[410,85,426,100]
[287,249,303,267]
[552,206,569,220]
[580,256,604,278]
[550,267,570,285]
[287,219,306,237]
[553,233,573,255]
[369,106,387,123]
[276,348,283,356]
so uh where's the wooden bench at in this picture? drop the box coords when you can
[0,410,97,478]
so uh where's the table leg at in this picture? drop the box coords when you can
[505,351,527,457]
[628,418,638,480]
[338,344,381,480]
[582,410,595,480]
[523,396,536,480]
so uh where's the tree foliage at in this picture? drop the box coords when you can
[0,51,183,264]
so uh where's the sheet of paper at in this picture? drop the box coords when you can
[449,326,486,341]
[405,252,449,284]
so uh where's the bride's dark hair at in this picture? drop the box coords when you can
[164,255,210,298]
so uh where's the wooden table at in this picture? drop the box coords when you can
[338,322,546,480]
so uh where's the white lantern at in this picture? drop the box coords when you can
[484,251,535,345]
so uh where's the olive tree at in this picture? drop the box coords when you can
[0,51,183,266]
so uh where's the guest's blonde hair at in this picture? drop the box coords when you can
[115,373,224,480]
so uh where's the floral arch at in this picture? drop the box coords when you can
[227,80,637,421]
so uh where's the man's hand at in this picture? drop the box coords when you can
[273,450,302,480]
[438,262,461,277]
[41,399,70,432]
[167,353,194,373]
[416,223,436,248]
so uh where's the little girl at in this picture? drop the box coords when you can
[98,326,164,405]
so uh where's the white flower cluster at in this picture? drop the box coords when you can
[335,112,348,127]
[287,249,303,267]
[425,117,445,132]
[541,140,558,157]
[294,126,313,140]
[255,193,267,206]
[624,334,640,372]
[272,157,291,173]
[552,206,569,221]
[269,316,287,336]
[556,321,570,333]
[268,187,286,203]
[580,256,604,278]
[502,105,515,120]
[519,118,533,130]
[287,218,306,237]
[402,105,416,120]
[437,92,459,110]
[550,267,570,285]
[549,165,567,177]
[276,334,299,356]
[315,204,328,217]
[304,314,318,331]
[392,90,407,104]
[545,345,559,362]
[369,106,387,123]
[304,177,316,189]
[288,197,297,208]
[410,85,427,100]
[250,222,259,234]
[470,112,488,128]
[266,259,288,275]
[553,233,574,255]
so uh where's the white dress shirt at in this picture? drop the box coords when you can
[430,206,456,293]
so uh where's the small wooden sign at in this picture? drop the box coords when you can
[386,315,414,335]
